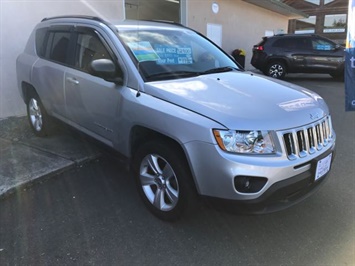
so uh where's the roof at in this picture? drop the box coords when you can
[242,0,308,19]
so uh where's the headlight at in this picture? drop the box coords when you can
[213,129,275,154]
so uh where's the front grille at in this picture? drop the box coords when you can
[283,116,333,160]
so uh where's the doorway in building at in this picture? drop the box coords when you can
[125,0,180,22]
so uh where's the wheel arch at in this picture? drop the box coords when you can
[21,82,37,104]
[129,125,199,192]
[265,57,289,72]
[130,125,186,161]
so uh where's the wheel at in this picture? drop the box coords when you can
[26,92,52,137]
[133,140,196,221]
[266,61,286,79]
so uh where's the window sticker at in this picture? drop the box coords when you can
[315,44,332,50]
[127,41,160,62]
[154,45,193,65]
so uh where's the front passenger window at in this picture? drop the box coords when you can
[312,39,335,51]
[75,33,111,72]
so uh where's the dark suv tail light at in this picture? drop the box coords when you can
[255,45,264,51]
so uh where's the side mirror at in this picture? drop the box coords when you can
[90,59,123,84]
[334,44,343,51]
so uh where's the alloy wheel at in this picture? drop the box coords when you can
[269,63,285,78]
[139,154,179,212]
[28,98,43,132]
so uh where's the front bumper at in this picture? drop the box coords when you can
[204,148,335,214]
[184,136,336,213]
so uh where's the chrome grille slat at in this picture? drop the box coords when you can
[307,127,316,154]
[315,124,321,149]
[282,116,333,160]
[296,130,307,157]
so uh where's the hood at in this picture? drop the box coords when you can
[143,71,329,130]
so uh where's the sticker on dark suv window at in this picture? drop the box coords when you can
[315,44,332,50]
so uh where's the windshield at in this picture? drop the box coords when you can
[117,26,240,81]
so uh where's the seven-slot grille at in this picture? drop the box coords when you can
[283,116,333,160]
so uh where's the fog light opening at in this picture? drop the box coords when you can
[234,176,267,193]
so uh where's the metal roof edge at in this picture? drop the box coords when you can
[242,0,308,19]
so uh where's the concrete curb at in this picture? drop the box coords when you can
[0,116,102,200]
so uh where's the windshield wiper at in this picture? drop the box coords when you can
[145,67,239,81]
[145,71,200,81]
[201,66,239,75]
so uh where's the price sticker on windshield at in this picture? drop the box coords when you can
[154,45,193,65]
[315,153,332,181]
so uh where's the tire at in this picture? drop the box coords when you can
[133,140,196,221]
[266,61,286,79]
[26,91,52,137]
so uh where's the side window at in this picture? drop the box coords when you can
[312,38,335,51]
[74,31,112,72]
[294,38,312,50]
[273,38,312,50]
[45,31,71,64]
[273,38,292,48]
[35,28,48,57]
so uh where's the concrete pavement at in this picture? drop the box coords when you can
[0,116,101,199]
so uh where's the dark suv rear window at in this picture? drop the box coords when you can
[272,37,312,50]
[256,38,267,47]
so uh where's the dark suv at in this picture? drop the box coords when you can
[251,34,345,79]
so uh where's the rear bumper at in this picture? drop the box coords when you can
[250,52,267,70]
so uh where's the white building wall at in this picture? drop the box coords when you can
[0,0,124,119]
[186,0,289,69]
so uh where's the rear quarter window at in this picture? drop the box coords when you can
[35,28,48,57]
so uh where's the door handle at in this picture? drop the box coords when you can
[66,77,79,85]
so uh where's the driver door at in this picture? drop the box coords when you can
[64,27,123,145]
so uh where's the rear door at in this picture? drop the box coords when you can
[271,37,313,72]
[64,26,125,145]
[32,25,74,116]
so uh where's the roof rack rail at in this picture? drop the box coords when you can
[41,15,105,23]
[274,33,319,37]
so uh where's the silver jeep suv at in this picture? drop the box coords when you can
[16,16,336,220]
